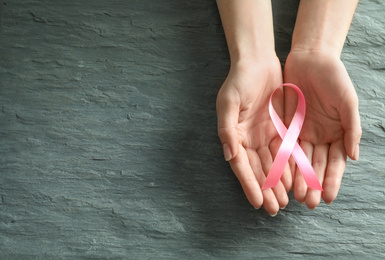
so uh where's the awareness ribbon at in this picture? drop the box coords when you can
[262,83,323,191]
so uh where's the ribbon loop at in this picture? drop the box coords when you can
[262,83,323,191]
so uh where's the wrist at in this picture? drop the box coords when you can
[287,47,342,65]
[290,40,342,58]
[228,54,281,83]
[230,50,278,67]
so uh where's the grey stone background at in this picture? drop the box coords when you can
[0,0,384,258]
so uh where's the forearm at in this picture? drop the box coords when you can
[291,0,358,56]
[216,0,276,63]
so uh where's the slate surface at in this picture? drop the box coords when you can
[0,0,384,259]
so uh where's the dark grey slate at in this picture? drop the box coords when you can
[0,0,384,259]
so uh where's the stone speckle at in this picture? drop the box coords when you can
[1,0,385,258]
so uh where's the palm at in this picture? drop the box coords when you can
[284,50,360,208]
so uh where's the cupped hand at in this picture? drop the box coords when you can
[217,57,292,215]
[284,50,362,209]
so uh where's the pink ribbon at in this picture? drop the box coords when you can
[262,83,323,191]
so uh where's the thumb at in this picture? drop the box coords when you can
[216,90,240,161]
[341,90,362,161]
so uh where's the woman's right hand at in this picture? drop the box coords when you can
[217,56,292,216]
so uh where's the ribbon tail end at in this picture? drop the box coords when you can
[308,182,323,191]
[261,179,279,191]
[261,184,270,191]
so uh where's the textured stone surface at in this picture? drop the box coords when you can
[0,0,384,258]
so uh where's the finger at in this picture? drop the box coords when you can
[294,141,313,204]
[305,144,329,209]
[217,89,240,161]
[247,148,266,210]
[270,137,293,192]
[322,140,347,204]
[258,146,273,177]
[340,90,362,160]
[262,189,280,216]
[256,147,280,215]
[230,144,263,209]
[247,148,266,187]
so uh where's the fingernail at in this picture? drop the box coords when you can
[223,143,232,161]
[354,144,360,161]
[270,212,278,217]
[279,206,286,210]
[254,207,261,210]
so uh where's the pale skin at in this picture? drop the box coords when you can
[216,0,362,215]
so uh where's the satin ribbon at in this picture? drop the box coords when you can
[262,83,323,191]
